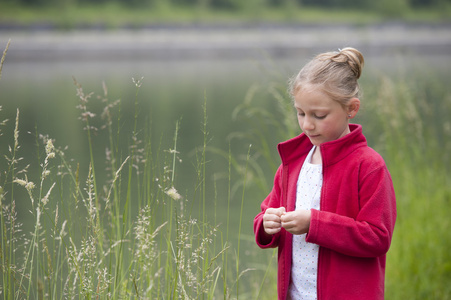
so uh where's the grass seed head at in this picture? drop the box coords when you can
[165,186,182,200]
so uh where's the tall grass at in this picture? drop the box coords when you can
[0,55,258,298]
[366,75,451,299]
[2,38,451,299]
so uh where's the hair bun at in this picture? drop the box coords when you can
[336,47,365,79]
[290,47,365,105]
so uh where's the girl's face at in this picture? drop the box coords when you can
[294,88,358,146]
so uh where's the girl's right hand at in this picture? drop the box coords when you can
[263,207,286,235]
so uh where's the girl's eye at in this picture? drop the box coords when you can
[315,114,326,119]
[297,112,305,117]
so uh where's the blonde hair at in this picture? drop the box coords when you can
[289,47,364,107]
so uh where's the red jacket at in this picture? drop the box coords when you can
[254,124,396,300]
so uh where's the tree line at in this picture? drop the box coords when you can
[6,0,450,9]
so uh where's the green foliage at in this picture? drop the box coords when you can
[374,0,411,17]
[9,0,451,8]
[1,0,450,29]
[361,73,451,298]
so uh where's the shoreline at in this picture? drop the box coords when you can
[2,22,451,62]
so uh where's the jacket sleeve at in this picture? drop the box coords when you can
[306,164,397,258]
[254,164,284,249]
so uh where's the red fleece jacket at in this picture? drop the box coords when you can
[254,124,397,300]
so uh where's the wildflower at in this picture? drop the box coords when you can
[165,186,182,200]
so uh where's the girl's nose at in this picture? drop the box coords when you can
[302,116,315,131]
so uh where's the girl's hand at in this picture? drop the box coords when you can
[263,207,286,235]
[281,210,311,235]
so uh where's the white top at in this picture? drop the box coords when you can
[287,146,322,300]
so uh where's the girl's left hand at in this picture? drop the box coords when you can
[281,210,312,235]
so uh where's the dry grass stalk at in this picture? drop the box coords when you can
[0,39,11,81]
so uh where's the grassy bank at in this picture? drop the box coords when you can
[1,2,450,30]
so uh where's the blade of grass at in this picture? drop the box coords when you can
[236,144,251,299]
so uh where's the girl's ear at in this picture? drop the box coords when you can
[347,98,360,119]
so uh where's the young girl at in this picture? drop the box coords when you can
[253,48,396,300]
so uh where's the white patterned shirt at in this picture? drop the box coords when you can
[287,146,322,300]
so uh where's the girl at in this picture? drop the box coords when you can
[253,48,396,300]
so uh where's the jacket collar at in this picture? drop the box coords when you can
[277,124,367,167]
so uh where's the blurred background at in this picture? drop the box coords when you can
[1,0,450,174]
[1,0,451,299]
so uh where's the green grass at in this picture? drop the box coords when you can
[1,40,451,299]
[1,44,261,297]
[365,75,451,299]
[1,2,450,29]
